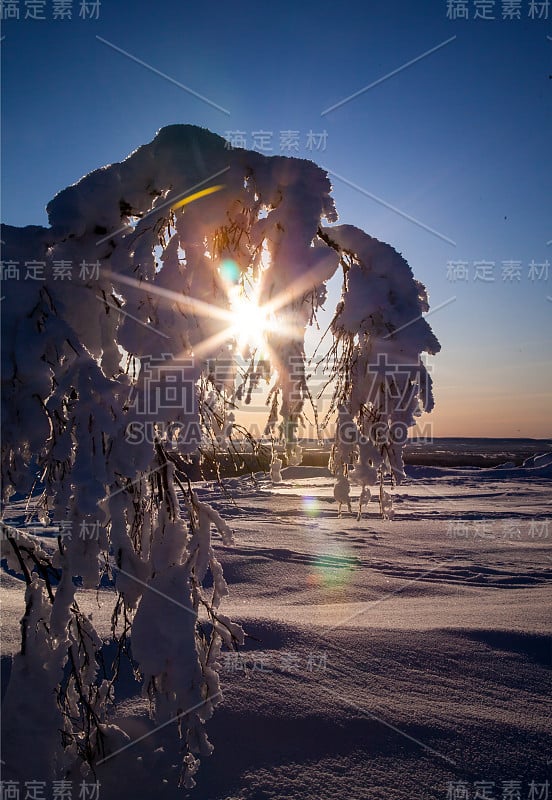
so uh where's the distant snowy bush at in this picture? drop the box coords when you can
[0,125,439,788]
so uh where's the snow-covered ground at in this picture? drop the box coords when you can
[2,460,551,799]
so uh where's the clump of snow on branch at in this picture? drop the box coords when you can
[333,470,352,517]
[320,226,440,517]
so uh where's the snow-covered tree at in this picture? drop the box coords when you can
[0,125,440,788]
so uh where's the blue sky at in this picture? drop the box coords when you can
[1,0,550,436]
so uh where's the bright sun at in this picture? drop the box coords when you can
[218,258,276,352]
[229,289,273,351]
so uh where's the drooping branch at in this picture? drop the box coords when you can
[1,125,439,788]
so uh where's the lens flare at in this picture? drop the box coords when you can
[307,546,355,590]
[219,258,241,285]
[170,184,225,212]
[301,495,320,517]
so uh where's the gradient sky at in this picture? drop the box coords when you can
[1,0,550,437]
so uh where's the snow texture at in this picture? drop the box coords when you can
[1,456,550,799]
